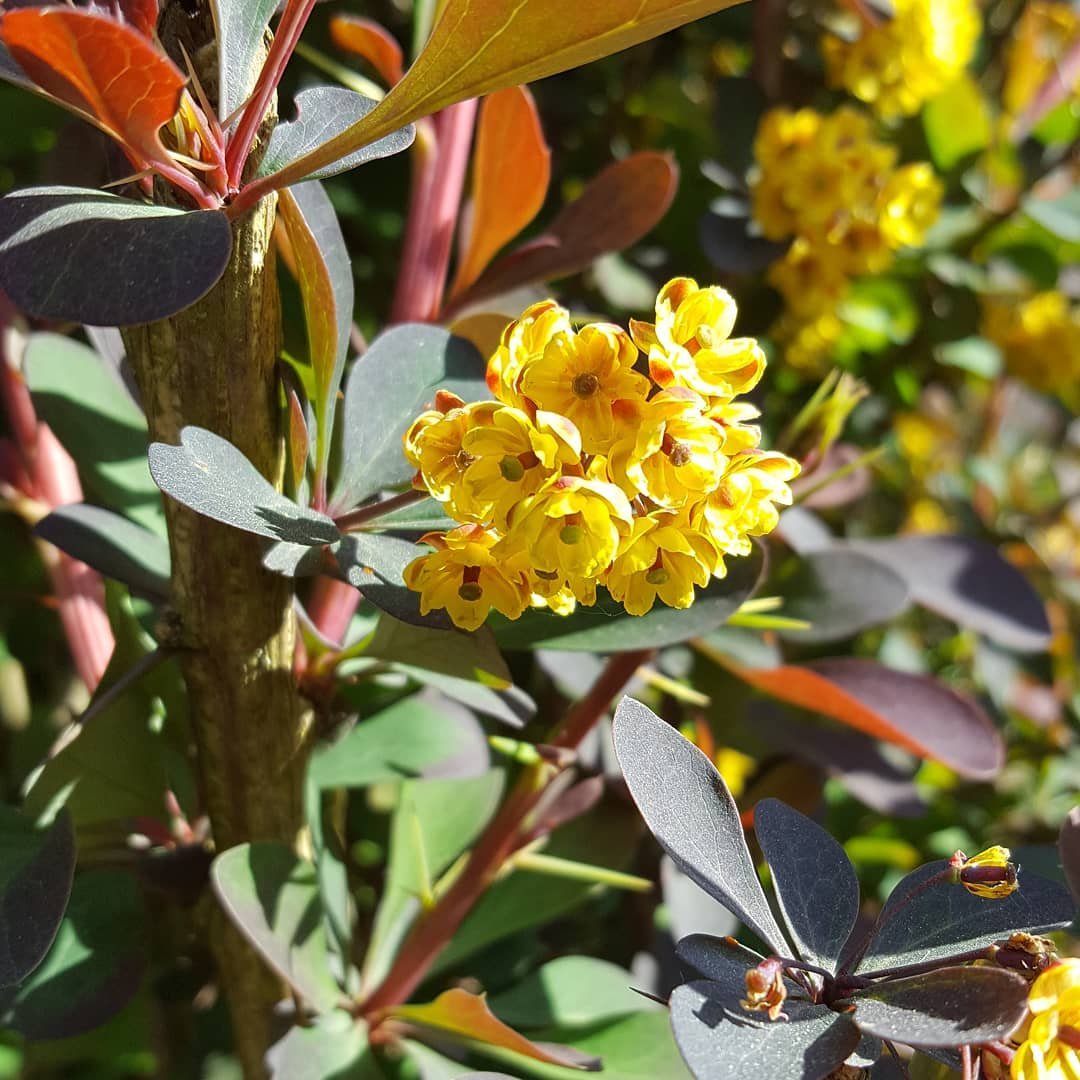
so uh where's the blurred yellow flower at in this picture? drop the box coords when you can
[983,292,1080,401]
[1011,959,1080,1079]
[403,525,530,632]
[486,299,573,410]
[822,0,981,119]
[1003,1,1080,118]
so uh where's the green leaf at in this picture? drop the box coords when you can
[492,545,764,652]
[277,181,353,489]
[211,0,279,121]
[1023,188,1080,241]
[259,87,414,183]
[489,957,654,1030]
[433,798,641,974]
[753,799,859,973]
[149,426,340,545]
[922,74,992,170]
[612,697,791,956]
[854,860,1076,973]
[670,980,859,1080]
[0,808,74,989]
[773,550,910,645]
[933,337,1002,378]
[851,967,1029,1047]
[5,870,144,1040]
[24,333,160,531]
[35,504,170,599]
[0,187,231,325]
[363,771,504,990]
[261,0,744,191]
[267,1011,375,1080]
[211,843,344,1014]
[332,325,487,513]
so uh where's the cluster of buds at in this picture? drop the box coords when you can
[821,0,981,119]
[402,279,800,631]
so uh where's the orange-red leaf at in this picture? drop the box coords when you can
[450,85,550,299]
[451,151,677,309]
[329,15,404,87]
[715,656,1002,780]
[0,8,184,167]
[117,0,158,40]
[389,988,595,1069]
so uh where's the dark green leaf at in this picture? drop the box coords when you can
[332,325,487,512]
[675,933,764,985]
[212,0,279,121]
[267,1011,374,1080]
[211,843,344,1014]
[612,697,790,955]
[149,426,340,544]
[363,616,511,687]
[670,979,859,1080]
[850,535,1051,653]
[35,504,170,600]
[851,966,1029,1047]
[854,860,1076,973]
[754,799,859,972]
[25,333,160,531]
[5,870,144,1040]
[492,545,764,651]
[263,539,326,578]
[0,809,74,989]
[490,957,653,1029]
[0,187,231,325]
[774,550,910,645]
[259,87,415,183]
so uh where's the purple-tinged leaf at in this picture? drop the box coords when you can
[852,859,1075,973]
[754,799,859,973]
[258,87,415,184]
[212,843,345,1013]
[0,809,74,989]
[149,426,340,545]
[211,0,279,121]
[850,535,1051,653]
[790,444,873,510]
[850,966,1029,1047]
[675,933,763,985]
[700,208,789,274]
[1060,806,1080,903]
[670,979,859,1080]
[612,697,791,956]
[493,544,764,652]
[0,187,231,325]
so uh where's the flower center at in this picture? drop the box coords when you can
[667,440,692,467]
[572,372,601,399]
[457,581,483,601]
[696,326,722,350]
[645,565,670,586]
[499,455,525,482]
[454,449,475,472]
[559,524,585,545]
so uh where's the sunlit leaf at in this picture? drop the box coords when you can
[267,1012,373,1080]
[211,0,279,121]
[0,8,184,165]
[449,85,550,299]
[277,182,352,490]
[260,0,734,189]
[612,697,791,955]
[851,967,1029,1047]
[0,808,74,989]
[0,187,232,325]
[258,86,415,184]
[329,15,405,86]
[718,656,1003,780]
[922,73,992,171]
[453,152,678,309]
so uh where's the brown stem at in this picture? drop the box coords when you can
[361,648,655,1014]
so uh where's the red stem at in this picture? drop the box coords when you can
[361,648,655,1013]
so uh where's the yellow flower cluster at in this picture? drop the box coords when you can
[1003,1,1080,118]
[1012,958,1080,1080]
[402,280,800,631]
[982,291,1080,402]
[821,0,981,119]
[751,106,942,369]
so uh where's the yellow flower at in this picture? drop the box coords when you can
[692,450,800,559]
[518,322,648,454]
[632,277,765,399]
[953,846,1020,900]
[821,0,981,119]
[486,299,574,410]
[525,568,597,615]
[983,291,1080,401]
[404,395,500,522]
[403,525,531,631]
[607,388,728,509]
[508,474,633,579]
[460,406,581,530]
[703,398,763,455]
[1011,959,1080,1080]
[879,163,943,249]
[767,240,853,318]
[1003,2,1080,118]
[606,513,720,616]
